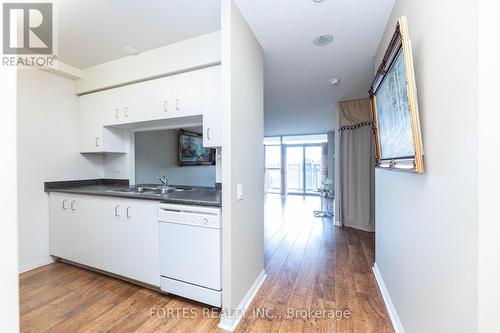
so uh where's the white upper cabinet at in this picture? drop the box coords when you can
[146,70,203,120]
[172,70,203,117]
[79,91,128,153]
[202,66,222,147]
[118,82,147,124]
[79,68,218,153]
[146,75,174,120]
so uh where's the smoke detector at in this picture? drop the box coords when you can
[329,78,340,86]
[124,46,140,55]
[313,34,333,46]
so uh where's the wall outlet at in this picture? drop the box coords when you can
[237,183,243,201]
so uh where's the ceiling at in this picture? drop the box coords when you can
[57,0,394,134]
[234,0,395,134]
[57,0,221,69]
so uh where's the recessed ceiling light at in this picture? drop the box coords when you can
[313,34,333,46]
[313,0,325,2]
[124,46,140,55]
[329,78,340,86]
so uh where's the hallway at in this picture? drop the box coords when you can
[236,194,392,332]
[19,194,392,332]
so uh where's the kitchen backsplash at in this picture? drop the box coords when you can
[134,128,216,187]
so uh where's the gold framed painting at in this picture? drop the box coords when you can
[369,16,424,173]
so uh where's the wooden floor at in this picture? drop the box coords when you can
[20,194,393,333]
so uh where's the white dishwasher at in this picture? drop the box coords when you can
[158,203,222,307]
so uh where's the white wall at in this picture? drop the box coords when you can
[264,105,337,137]
[0,59,20,332]
[478,1,500,331]
[134,129,216,186]
[374,1,477,332]
[221,0,265,315]
[75,31,221,95]
[17,69,103,272]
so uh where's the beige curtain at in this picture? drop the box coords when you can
[339,98,375,232]
[339,98,373,127]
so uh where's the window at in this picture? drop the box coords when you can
[265,145,281,193]
[264,134,328,195]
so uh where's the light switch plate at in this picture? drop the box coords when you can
[237,183,243,200]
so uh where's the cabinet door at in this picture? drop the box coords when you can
[80,93,105,153]
[173,70,203,117]
[93,196,124,275]
[80,89,127,153]
[70,195,98,267]
[49,193,73,259]
[202,66,222,147]
[102,88,122,126]
[119,82,147,123]
[80,93,128,153]
[120,200,160,286]
[146,76,174,120]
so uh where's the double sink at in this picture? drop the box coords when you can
[106,185,191,197]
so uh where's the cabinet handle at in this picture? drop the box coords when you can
[115,205,120,217]
[175,98,180,111]
[115,108,120,119]
[124,106,129,118]
[62,199,68,210]
[126,206,131,219]
[95,137,100,147]
[163,100,168,112]
[70,200,76,211]
[207,128,211,140]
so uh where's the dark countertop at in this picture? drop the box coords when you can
[44,179,221,207]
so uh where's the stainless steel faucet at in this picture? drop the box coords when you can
[156,176,169,186]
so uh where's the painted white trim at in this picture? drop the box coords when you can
[334,220,341,227]
[42,61,83,80]
[75,31,221,95]
[218,270,266,332]
[19,257,56,274]
[372,263,405,333]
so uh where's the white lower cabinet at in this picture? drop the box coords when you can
[49,193,75,260]
[49,193,160,287]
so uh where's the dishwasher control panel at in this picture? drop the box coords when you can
[158,203,221,228]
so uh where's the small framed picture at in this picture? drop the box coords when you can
[178,129,216,166]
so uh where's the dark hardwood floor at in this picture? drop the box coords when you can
[20,194,393,332]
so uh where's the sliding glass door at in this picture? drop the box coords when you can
[264,134,327,195]
[264,145,281,193]
[286,146,304,194]
[305,146,322,194]
[285,145,322,195]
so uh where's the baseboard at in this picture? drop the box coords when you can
[218,270,266,332]
[19,256,56,274]
[372,263,405,333]
[334,219,341,227]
